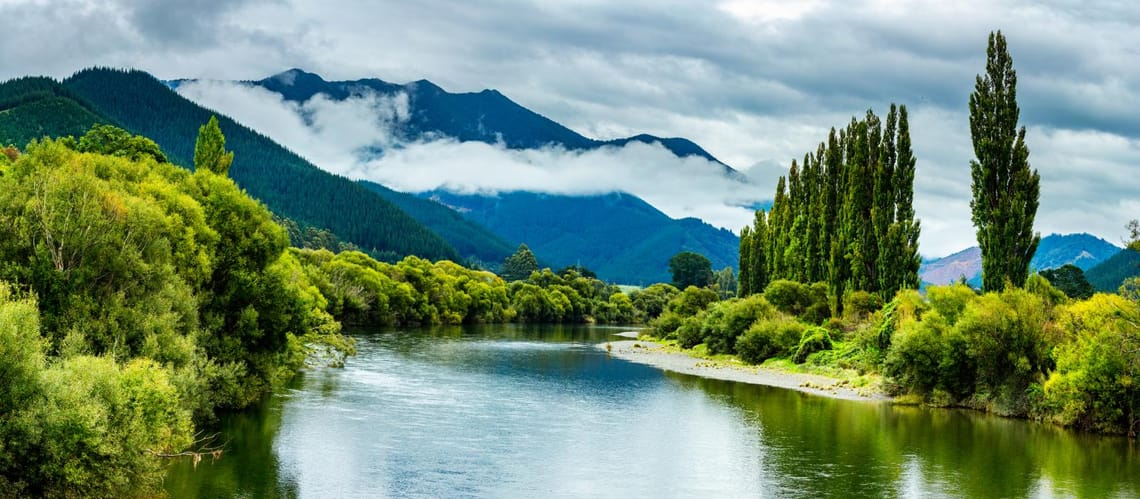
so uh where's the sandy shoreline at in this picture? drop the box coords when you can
[600,337,890,402]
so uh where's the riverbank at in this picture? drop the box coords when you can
[601,335,890,402]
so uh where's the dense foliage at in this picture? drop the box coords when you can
[1040,265,1095,300]
[501,244,540,282]
[969,31,1040,291]
[738,104,920,310]
[0,132,354,495]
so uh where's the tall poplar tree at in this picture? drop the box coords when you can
[749,210,769,294]
[739,225,753,296]
[968,31,1040,291]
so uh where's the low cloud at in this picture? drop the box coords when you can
[176,80,762,232]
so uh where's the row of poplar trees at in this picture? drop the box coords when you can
[738,104,921,312]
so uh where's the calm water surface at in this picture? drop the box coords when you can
[166,325,1140,498]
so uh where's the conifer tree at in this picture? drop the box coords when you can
[739,225,753,296]
[749,210,769,293]
[194,115,234,176]
[969,31,1039,291]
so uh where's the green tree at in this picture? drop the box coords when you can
[1040,265,1094,300]
[75,124,168,163]
[714,266,737,299]
[669,251,713,289]
[739,225,753,296]
[500,243,539,282]
[194,115,234,176]
[969,31,1040,291]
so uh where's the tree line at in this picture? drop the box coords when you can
[739,104,921,311]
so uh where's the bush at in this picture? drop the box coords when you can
[763,280,812,317]
[699,295,775,355]
[926,284,976,325]
[736,316,805,364]
[843,290,883,321]
[668,286,719,317]
[794,327,833,364]
[676,315,705,349]
[956,288,1052,414]
[649,311,683,339]
[1042,293,1140,434]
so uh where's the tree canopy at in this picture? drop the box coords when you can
[669,251,713,289]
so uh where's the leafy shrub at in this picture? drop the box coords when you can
[843,290,883,321]
[699,295,775,355]
[793,326,833,364]
[763,280,812,317]
[668,285,719,317]
[736,316,805,364]
[676,315,705,349]
[956,288,1051,414]
[925,284,976,325]
[649,311,683,339]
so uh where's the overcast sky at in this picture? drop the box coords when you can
[2,0,1137,257]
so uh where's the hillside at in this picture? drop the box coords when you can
[1086,248,1140,292]
[54,68,457,262]
[232,68,739,175]
[0,76,111,147]
[920,233,1121,286]
[424,190,740,284]
[358,180,516,265]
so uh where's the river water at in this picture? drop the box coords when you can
[165,325,1140,498]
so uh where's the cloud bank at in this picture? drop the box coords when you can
[176,80,762,231]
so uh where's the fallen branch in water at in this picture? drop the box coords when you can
[144,431,227,469]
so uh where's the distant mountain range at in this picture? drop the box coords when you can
[1086,248,1140,292]
[920,233,1121,287]
[226,68,742,178]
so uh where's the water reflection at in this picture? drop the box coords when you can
[166,325,1140,498]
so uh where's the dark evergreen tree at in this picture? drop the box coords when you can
[886,106,921,296]
[669,251,714,289]
[501,243,539,282]
[1040,265,1094,300]
[969,31,1040,291]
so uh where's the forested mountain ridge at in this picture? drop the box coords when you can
[0,68,459,262]
[212,68,741,177]
[0,76,111,147]
[357,180,516,265]
[425,190,740,284]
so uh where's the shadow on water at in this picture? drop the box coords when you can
[162,377,301,499]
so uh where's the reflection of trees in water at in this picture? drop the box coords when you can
[667,372,1139,498]
[163,381,299,498]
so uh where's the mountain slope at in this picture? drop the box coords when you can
[1085,249,1140,292]
[920,233,1120,286]
[424,190,740,284]
[357,180,515,265]
[236,68,737,175]
[59,68,457,262]
[0,76,112,147]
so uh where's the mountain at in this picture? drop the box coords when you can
[228,68,740,177]
[357,180,515,265]
[0,69,458,262]
[423,190,740,284]
[1085,248,1140,292]
[920,233,1121,287]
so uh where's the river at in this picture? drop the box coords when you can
[165,324,1140,498]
